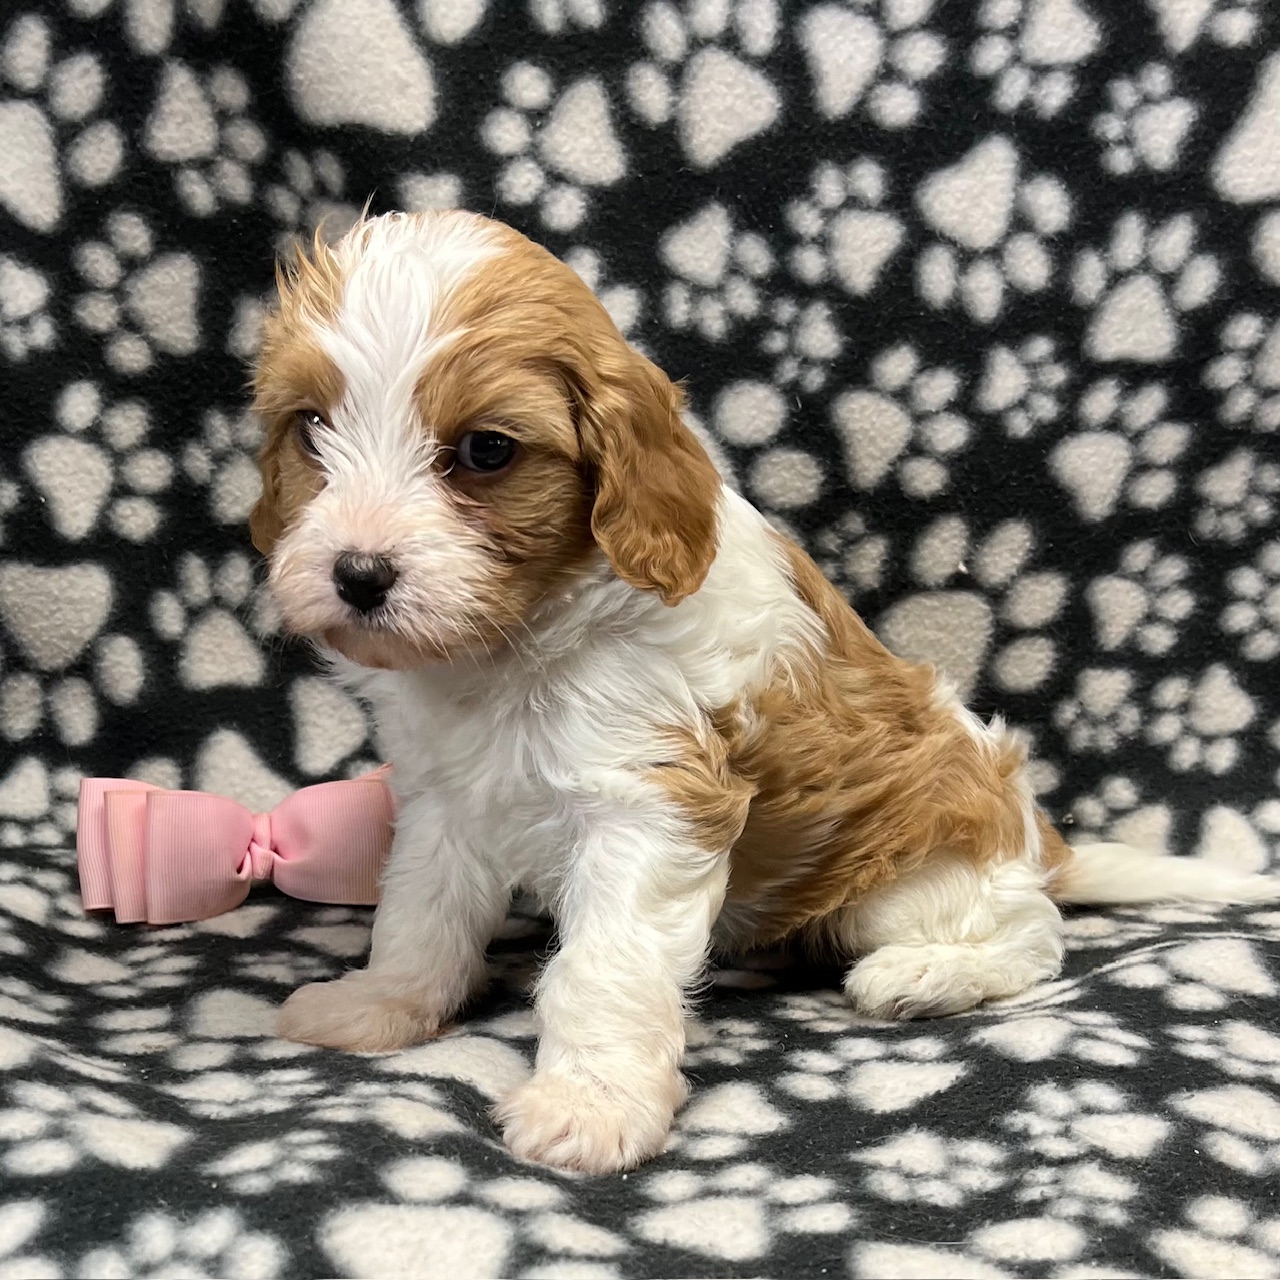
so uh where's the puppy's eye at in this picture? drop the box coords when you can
[295,410,328,458]
[455,430,518,474]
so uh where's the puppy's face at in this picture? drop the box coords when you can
[250,212,721,670]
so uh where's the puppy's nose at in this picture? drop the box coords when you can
[333,552,398,614]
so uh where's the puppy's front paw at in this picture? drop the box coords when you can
[277,973,440,1052]
[495,1069,684,1174]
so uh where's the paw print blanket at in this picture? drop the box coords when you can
[1,1,1279,1275]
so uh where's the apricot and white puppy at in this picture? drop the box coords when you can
[251,211,1280,1174]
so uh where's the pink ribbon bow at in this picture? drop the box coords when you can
[77,769,396,925]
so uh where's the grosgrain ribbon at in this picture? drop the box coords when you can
[77,768,396,924]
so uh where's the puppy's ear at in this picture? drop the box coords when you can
[575,345,721,606]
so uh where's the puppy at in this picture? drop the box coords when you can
[250,210,1280,1173]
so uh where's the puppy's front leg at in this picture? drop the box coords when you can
[496,800,730,1173]
[278,794,507,1053]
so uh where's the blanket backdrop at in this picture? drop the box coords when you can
[2,0,1280,1275]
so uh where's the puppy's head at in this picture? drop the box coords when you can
[250,211,721,670]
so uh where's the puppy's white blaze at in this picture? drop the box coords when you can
[326,211,500,369]
[316,214,500,476]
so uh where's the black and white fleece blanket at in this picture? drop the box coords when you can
[2,0,1280,1275]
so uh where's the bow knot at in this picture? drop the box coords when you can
[244,812,276,883]
[77,769,396,925]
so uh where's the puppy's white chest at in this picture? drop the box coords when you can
[357,665,600,888]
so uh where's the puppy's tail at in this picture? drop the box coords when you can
[1051,842,1280,906]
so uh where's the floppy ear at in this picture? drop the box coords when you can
[576,346,721,606]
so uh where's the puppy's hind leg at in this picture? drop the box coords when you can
[834,853,1065,1020]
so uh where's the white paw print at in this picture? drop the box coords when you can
[145,63,269,217]
[182,407,265,528]
[0,847,85,953]
[1194,447,1280,543]
[203,1128,342,1195]
[364,1147,637,1275]
[975,336,1069,438]
[563,246,643,336]
[0,1080,188,1179]
[854,1130,1009,1209]
[975,1009,1150,1071]
[72,211,201,374]
[23,382,171,543]
[916,138,1072,323]
[0,255,55,360]
[1203,312,1280,435]
[1173,1077,1280,1181]
[760,296,844,391]
[1003,1079,1169,1164]
[485,62,625,231]
[798,0,948,129]
[0,769,73,849]
[1051,378,1192,522]
[776,1030,966,1113]
[659,202,774,341]
[1086,538,1195,655]
[1093,63,1197,176]
[832,343,970,499]
[1152,1196,1280,1276]
[1054,668,1142,755]
[813,512,890,597]
[1016,1159,1137,1227]
[1146,664,1256,775]
[970,0,1101,118]
[265,148,358,250]
[1222,542,1280,662]
[1072,212,1220,363]
[0,13,126,232]
[76,1208,284,1280]
[1,600,145,749]
[150,552,266,692]
[889,515,1069,695]
[1171,1022,1280,1090]
[785,157,904,298]
[628,0,780,167]
[0,557,121,748]
[1064,775,1162,848]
